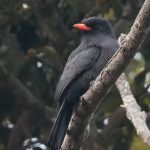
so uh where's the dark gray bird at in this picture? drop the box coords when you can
[48,17,118,150]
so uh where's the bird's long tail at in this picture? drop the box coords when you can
[48,101,73,150]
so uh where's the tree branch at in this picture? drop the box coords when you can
[116,73,150,147]
[61,0,150,149]
[0,67,55,121]
[116,34,150,147]
[7,111,31,150]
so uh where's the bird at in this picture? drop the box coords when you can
[48,17,119,150]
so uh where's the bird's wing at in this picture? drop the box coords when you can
[54,46,101,103]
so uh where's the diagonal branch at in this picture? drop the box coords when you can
[116,73,150,147]
[61,0,150,149]
[0,67,55,121]
[116,34,150,147]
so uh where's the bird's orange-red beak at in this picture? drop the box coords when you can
[73,23,91,31]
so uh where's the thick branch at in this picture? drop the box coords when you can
[62,0,150,149]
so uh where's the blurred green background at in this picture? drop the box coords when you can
[0,0,149,150]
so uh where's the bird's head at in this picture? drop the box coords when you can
[73,17,113,35]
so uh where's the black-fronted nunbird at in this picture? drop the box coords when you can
[48,17,118,150]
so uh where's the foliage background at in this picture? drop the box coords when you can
[0,0,149,150]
